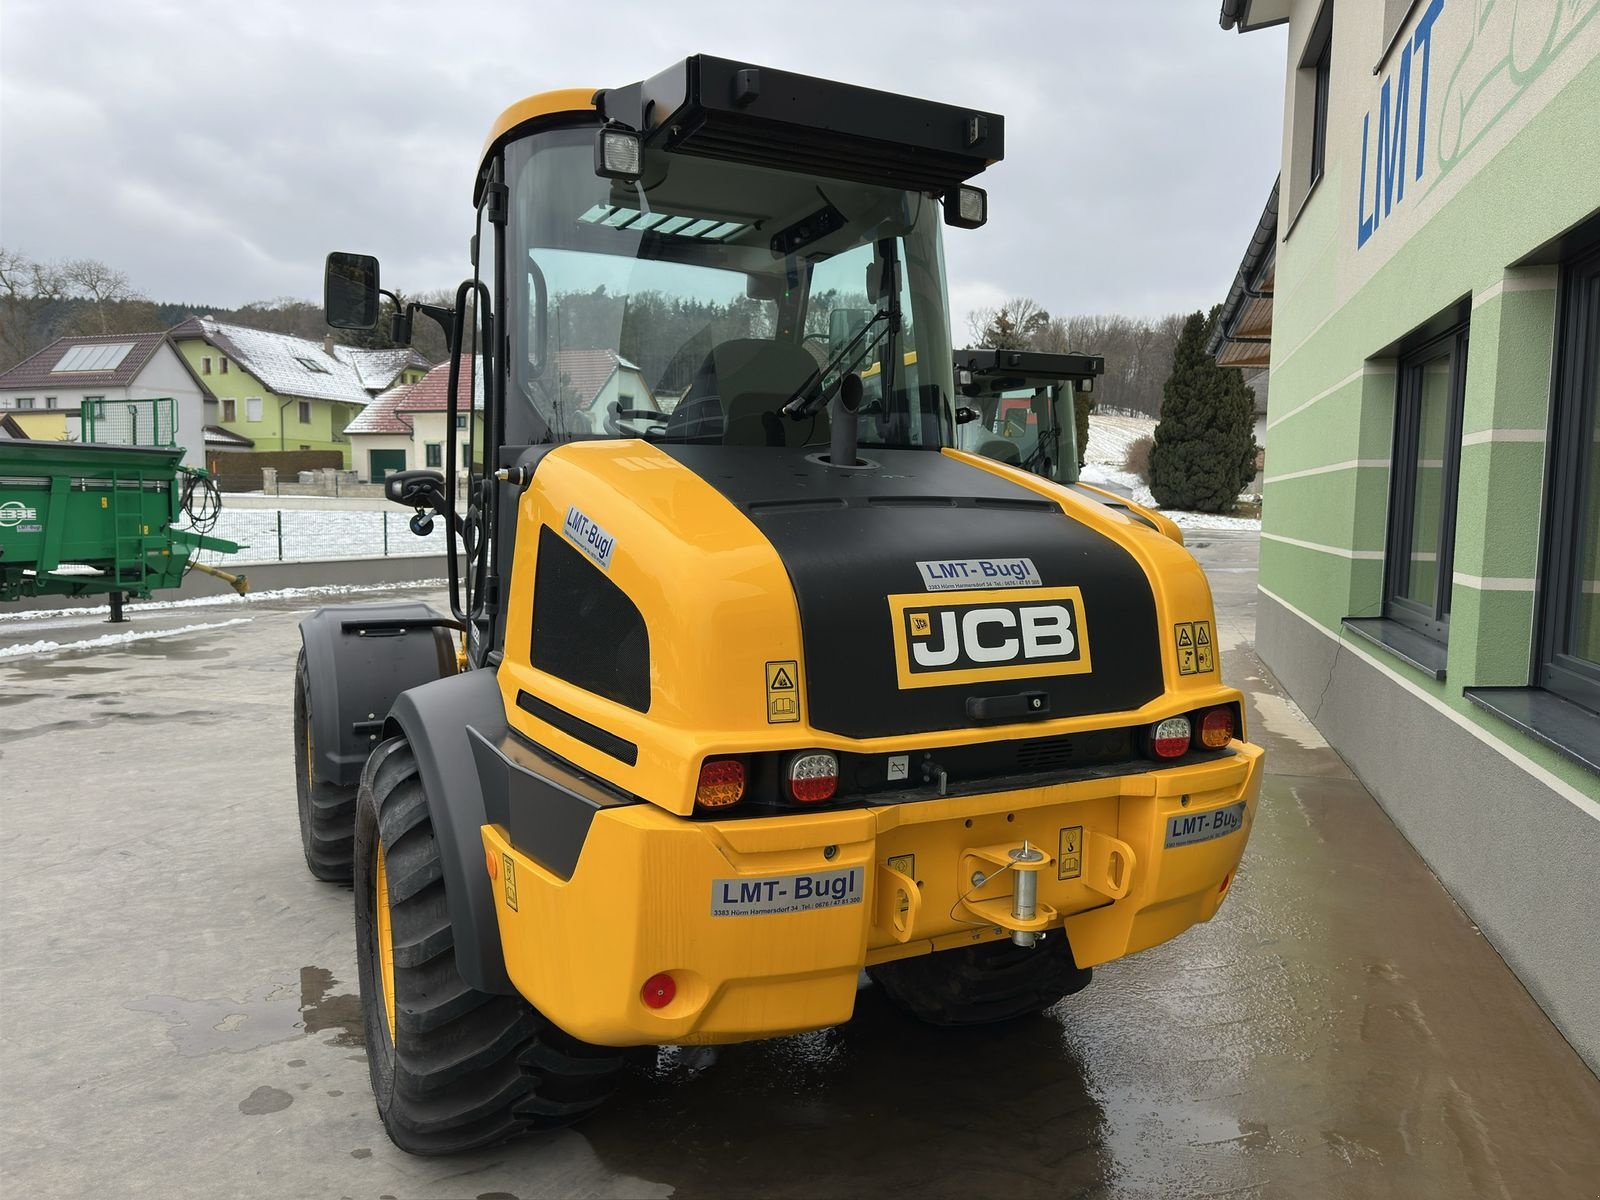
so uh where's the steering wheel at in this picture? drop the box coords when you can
[605,401,670,439]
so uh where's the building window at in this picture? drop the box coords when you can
[462,442,472,468]
[1384,321,1469,643]
[1539,241,1600,714]
[297,400,311,424]
[220,358,228,374]
[1290,2,1334,215]
[454,414,467,430]
[246,397,263,422]
[425,443,443,468]
[222,399,236,423]
[45,397,57,409]
[16,397,34,409]
[202,356,212,375]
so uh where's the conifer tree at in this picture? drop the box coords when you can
[1149,307,1258,512]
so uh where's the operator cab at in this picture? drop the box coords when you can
[953,348,1105,483]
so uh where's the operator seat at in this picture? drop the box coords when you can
[664,339,827,447]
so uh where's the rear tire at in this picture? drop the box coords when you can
[354,738,627,1155]
[294,648,356,881]
[867,935,1093,1027]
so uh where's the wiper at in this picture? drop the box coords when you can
[780,309,893,420]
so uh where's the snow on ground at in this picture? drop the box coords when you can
[0,618,253,659]
[1084,412,1262,532]
[0,579,447,623]
[187,506,452,566]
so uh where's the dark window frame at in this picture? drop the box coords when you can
[1383,321,1469,643]
[1536,240,1600,715]
[297,400,312,424]
[424,442,443,468]
[1304,3,1334,193]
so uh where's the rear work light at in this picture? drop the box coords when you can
[1150,716,1191,759]
[785,751,839,803]
[696,758,745,808]
[1199,706,1235,749]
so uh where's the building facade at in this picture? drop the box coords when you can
[169,317,428,468]
[0,333,216,469]
[343,361,485,482]
[1214,0,1600,1070]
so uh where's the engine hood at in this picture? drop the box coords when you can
[659,445,1164,738]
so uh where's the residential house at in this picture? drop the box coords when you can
[345,360,484,482]
[169,316,429,468]
[1213,0,1599,1068]
[553,348,656,431]
[0,333,217,469]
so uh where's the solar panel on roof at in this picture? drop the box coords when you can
[53,343,136,372]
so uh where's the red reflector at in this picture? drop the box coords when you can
[1151,716,1191,759]
[787,751,839,803]
[641,972,676,1010]
[1200,707,1235,748]
[696,758,745,808]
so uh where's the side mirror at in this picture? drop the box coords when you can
[325,252,380,330]
[828,307,872,358]
[955,406,980,425]
[383,468,445,512]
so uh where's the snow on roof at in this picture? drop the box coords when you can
[170,317,373,405]
[334,346,431,392]
[203,424,255,447]
[395,360,485,414]
[345,382,417,436]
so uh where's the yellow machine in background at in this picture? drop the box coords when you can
[294,55,1262,1154]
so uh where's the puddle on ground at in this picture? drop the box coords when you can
[238,1085,293,1115]
[300,965,365,1048]
[125,967,365,1056]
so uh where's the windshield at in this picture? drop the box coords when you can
[503,126,955,449]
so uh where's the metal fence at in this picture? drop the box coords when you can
[82,398,179,448]
[185,507,459,567]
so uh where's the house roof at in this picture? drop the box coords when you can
[169,316,375,406]
[1208,178,1278,371]
[335,346,432,392]
[345,382,417,435]
[0,413,28,438]
[394,360,485,414]
[0,332,170,392]
[1219,0,1291,31]
[203,424,256,447]
[553,348,650,410]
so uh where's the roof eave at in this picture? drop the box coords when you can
[1219,0,1291,32]
[1208,177,1280,360]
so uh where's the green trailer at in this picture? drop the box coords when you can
[0,440,243,619]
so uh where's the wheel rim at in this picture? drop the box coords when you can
[374,843,398,1042]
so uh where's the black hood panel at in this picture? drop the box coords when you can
[660,445,1164,738]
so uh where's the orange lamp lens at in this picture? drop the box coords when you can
[696,758,745,808]
[1200,707,1235,748]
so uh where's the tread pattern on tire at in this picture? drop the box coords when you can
[355,738,626,1155]
[867,935,1093,1027]
[294,648,357,882]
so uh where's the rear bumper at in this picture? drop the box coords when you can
[481,742,1262,1046]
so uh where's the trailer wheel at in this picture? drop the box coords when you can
[354,738,626,1155]
[867,936,1093,1027]
[294,648,357,881]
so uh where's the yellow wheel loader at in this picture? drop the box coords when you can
[293,55,1263,1154]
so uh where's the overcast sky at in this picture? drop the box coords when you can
[0,1,1285,335]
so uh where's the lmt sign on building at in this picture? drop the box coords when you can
[1357,0,1445,248]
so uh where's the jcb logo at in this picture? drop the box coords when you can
[887,586,1093,689]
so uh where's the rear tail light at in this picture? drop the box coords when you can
[696,758,745,808]
[1199,706,1235,748]
[785,751,839,803]
[1150,716,1191,759]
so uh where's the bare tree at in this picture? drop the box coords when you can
[60,258,141,333]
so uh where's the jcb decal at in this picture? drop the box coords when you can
[886,586,1092,689]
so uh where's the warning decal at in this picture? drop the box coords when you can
[1174,620,1215,675]
[765,660,800,724]
[502,854,518,911]
[1058,826,1083,880]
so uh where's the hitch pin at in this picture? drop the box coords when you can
[1009,839,1046,948]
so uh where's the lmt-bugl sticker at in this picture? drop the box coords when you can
[563,505,615,570]
[886,585,1093,689]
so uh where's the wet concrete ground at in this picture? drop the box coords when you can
[3,530,1599,1199]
